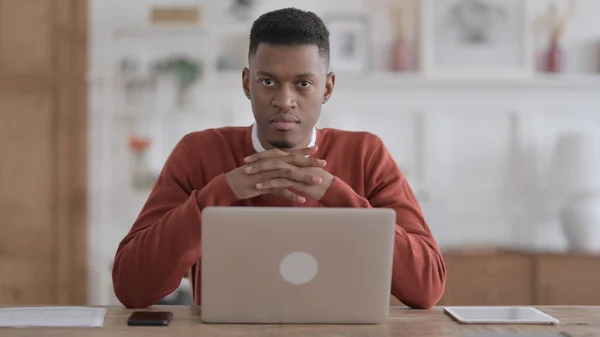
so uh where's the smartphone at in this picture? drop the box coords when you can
[127,310,173,326]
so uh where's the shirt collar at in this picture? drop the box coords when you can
[251,123,317,153]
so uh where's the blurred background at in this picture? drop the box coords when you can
[2,0,600,308]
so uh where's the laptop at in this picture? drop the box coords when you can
[200,206,396,324]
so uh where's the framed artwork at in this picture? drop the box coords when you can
[420,0,534,79]
[325,14,371,74]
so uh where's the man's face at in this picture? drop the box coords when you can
[243,43,334,150]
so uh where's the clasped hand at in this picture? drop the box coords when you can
[224,146,334,203]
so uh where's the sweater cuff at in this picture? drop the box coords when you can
[196,173,240,208]
[319,176,371,208]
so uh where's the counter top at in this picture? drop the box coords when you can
[1,305,598,336]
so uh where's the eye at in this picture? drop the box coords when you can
[298,80,312,88]
[260,79,275,86]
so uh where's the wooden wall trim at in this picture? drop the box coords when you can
[53,0,88,305]
[73,0,89,305]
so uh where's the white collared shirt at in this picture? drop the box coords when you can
[251,123,317,153]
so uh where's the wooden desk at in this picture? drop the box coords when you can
[1,306,598,336]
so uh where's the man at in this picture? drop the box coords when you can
[112,7,446,310]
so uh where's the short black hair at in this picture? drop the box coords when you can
[248,7,330,66]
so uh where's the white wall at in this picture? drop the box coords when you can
[87,0,600,305]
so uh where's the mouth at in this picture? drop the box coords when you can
[270,115,300,132]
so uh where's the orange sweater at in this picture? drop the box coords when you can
[112,125,446,309]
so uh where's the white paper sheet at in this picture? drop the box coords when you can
[0,307,107,327]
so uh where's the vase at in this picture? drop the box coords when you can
[560,191,600,252]
[544,38,562,73]
[391,37,410,72]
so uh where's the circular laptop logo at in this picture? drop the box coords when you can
[279,251,318,285]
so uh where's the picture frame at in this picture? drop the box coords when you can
[419,0,534,79]
[324,14,371,74]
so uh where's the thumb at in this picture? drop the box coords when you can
[244,145,318,163]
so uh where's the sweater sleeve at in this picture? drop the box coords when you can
[112,135,239,308]
[319,138,446,309]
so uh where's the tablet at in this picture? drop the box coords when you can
[443,306,560,325]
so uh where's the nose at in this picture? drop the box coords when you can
[272,85,297,110]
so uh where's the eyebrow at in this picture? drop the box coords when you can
[255,71,317,79]
[295,72,317,78]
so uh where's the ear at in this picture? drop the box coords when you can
[242,67,251,100]
[322,72,335,104]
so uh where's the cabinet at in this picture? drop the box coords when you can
[441,252,534,305]
[534,253,600,305]
[438,250,600,306]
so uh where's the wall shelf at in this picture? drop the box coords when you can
[112,25,210,38]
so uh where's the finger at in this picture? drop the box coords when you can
[269,188,306,203]
[245,157,325,174]
[244,158,287,174]
[258,186,304,202]
[244,146,318,163]
[259,168,322,185]
[245,148,288,164]
[256,176,320,191]
[283,155,326,168]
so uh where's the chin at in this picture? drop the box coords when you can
[268,139,297,149]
